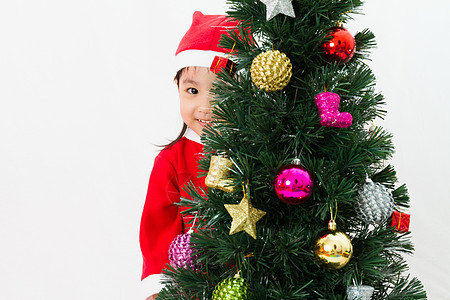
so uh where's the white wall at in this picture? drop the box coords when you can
[0,1,448,299]
[348,2,450,298]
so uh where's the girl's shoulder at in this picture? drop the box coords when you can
[158,137,203,159]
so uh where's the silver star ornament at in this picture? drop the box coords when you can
[260,0,296,21]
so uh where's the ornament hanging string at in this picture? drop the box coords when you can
[351,266,363,286]
[227,42,236,58]
[242,179,250,199]
[187,213,198,235]
[291,129,309,160]
[236,253,254,276]
[330,200,338,221]
[235,259,241,278]
[393,201,402,212]
[236,179,252,274]
[336,9,353,27]
[327,200,339,230]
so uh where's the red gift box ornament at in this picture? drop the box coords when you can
[391,211,410,232]
[210,56,237,76]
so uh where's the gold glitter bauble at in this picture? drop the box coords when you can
[224,194,266,239]
[205,155,235,193]
[250,50,292,92]
[313,220,353,270]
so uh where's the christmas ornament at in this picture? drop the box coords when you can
[314,92,352,128]
[250,50,292,92]
[168,231,200,270]
[259,0,296,21]
[205,155,235,193]
[391,211,410,232]
[347,285,375,300]
[356,178,394,225]
[320,27,356,64]
[212,273,249,300]
[273,159,313,204]
[211,56,237,77]
[224,193,266,239]
[313,219,353,270]
[368,123,378,134]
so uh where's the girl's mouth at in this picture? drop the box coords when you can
[198,119,212,127]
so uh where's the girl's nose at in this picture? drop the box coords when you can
[197,106,213,119]
[198,106,212,112]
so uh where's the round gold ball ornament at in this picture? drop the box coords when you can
[250,50,292,92]
[313,219,353,270]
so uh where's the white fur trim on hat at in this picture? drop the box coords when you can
[174,49,228,72]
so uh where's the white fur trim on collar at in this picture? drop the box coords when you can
[184,127,202,144]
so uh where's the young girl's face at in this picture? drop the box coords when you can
[177,67,217,136]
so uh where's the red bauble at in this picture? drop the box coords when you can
[321,27,356,64]
[273,160,313,204]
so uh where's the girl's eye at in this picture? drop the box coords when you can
[187,88,199,95]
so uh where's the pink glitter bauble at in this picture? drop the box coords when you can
[315,92,352,128]
[274,160,313,205]
[168,233,200,270]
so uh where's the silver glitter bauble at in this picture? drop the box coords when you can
[355,178,394,225]
[347,285,374,300]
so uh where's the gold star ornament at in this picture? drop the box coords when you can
[224,194,266,239]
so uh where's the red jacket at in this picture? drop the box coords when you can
[139,137,206,280]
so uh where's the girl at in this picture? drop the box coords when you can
[139,11,240,299]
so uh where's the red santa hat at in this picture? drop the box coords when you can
[174,11,240,74]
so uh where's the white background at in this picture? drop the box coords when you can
[0,1,448,299]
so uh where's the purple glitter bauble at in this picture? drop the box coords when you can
[274,160,313,205]
[168,233,200,270]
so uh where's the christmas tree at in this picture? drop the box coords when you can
[159,0,427,299]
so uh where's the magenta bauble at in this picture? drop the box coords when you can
[274,160,313,204]
[168,232,200,270]
[320,27,356,64]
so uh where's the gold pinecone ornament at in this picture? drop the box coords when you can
[205,155,236,193]
[250,50,292,92]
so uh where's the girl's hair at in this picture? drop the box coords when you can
[159,68,187,149]
[161,123,188,149]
